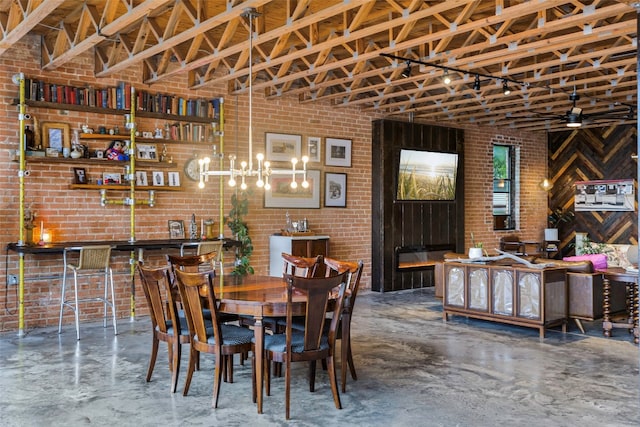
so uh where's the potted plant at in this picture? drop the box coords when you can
[226,190,254,276]
[546,207,574,241]
[469,233,484,259]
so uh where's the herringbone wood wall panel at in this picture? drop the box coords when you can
[548,125,638,256]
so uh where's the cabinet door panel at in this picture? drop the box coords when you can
[308,239,328,257]
[518,272,541,319]
[492,270,513,315]
[290,240,307,256]
[469,268,488,311]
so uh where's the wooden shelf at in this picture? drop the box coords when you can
[14,99,217,124]
[23,156,177,169]
[69,184,182,191]
[78,133,212,146]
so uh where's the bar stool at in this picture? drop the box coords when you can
[58,245,118,340]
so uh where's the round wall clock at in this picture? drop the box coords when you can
[183,157,200,181]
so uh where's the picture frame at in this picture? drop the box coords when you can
[264,170,321,209]
[152,171,164,186]
[102,172,122,185]
[324,172,347,207]
[167,171,181,187]
[325,137,352,167]
[307,136,322,163]
[135,170,148,186]
[265,132,302,162]
[41,122,70,153]
[73,167,87,184]
[574,179,635,212]
[136,143,159,161]
[168,220,185,239]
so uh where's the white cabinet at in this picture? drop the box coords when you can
[269,235,330,277]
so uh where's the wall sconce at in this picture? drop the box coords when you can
[540,178,553,191]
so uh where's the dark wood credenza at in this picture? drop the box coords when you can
[442,261,568,339]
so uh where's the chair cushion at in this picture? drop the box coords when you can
[262,331,329,353]
[160,317,190,336]
[203,324,254,346]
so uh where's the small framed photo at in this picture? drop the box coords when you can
[135,171,148,186]
[136,143,158,161]
[325,172,347,207]
[307,136,321,163]
[265,132,302,162]
[73,168,87,184]
[167,171,181,187]
[42,122,70,153]
[152,171,164,186]
[325,137,352,167]
[102,172,122,185]
[168,220,185,239]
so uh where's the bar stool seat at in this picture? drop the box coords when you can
[58,245,118,340]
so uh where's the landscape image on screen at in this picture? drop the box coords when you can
[396,149,458,201]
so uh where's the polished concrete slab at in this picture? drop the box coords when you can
[1,287,639,426]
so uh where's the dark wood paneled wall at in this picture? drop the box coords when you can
[548,124,638,255]
[372,120,464,292]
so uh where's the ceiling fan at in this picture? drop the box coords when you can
[513,88,635,128]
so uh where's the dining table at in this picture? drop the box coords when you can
[206,274,309,414]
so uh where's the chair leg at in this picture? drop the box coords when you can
[58,267,68,335]
[574,318,586,334]
[108,269,118,335]
[308,360,317,392]
[183,346,197,396]
[170,340,181,393]
[285,358,291,420]
[251,355,257,404]
[146,334,159,382]
[227,354,234,383]
[212,351,223,408]
[327,356,342,410]
[73,271,81,340]
[265,357,271,396]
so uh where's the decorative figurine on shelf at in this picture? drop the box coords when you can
[24,204,36,245]
[105,140,129,161]
[189,214,198,240]
[154,128,163,139]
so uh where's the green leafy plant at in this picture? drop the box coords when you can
[548,207,574,229]
[579,235,606,255]
[226,190,254,276]
[470,232,483,248]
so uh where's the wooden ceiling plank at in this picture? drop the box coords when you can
[0,0,64,54]
[98,0,273,78]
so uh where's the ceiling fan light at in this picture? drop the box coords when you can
[566,113,582,127]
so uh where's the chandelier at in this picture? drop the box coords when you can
[198,8,308,191]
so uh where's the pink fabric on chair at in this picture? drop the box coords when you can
[563,253,608,270]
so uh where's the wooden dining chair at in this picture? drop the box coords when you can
[174,269,254,408]
[262,272,349,420]
[282,253,323,278]
[137,263,189,393]
[323,257,365,392]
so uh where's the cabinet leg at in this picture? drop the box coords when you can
[603,277,612,337]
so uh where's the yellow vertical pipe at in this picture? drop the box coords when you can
[128,87,136,320]
[218,98,225,239]
[17,74,26,336]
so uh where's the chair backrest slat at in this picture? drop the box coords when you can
[174,269,220,346]
[137,264,179,334]
[282,253,323,278]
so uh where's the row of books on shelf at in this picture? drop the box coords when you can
[167,122,214,143]
[21,78,221,120]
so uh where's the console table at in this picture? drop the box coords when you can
[442,261,568,339]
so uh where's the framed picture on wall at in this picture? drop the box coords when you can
[167,171,181,187]
[73,168,87,184]
[136,143,159,161]
[152,171,164,186]
[135,171,148,186]
[307,136,322,163]
[265,133,302,162]
[324,172,347,207]
[264,170,321,208]
[325,137,352,167]
[41,122,70,153]
[168,220,185,239]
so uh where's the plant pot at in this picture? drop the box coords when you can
[468,247,483,259]
[544,228,558,241]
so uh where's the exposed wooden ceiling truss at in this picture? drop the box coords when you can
[0,0,638,132]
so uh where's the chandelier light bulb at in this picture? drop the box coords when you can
[291,158,298,166]
[228,178,236,187]
[301,155,309,163]
[302,180,309,189]
[256,179,264,187]
[198,181,205,189]
[240,160,247,169]
[264,161,270,168]
[256,153,264,161]
[290,181,298,189]
[240,182,247,190]
[264,183,271,190]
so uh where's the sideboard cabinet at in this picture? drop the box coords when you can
[269,234,330,277]
[442,262,567,338]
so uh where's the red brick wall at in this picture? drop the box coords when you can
[0,36,547,332]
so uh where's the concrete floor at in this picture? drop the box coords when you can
[1,287,639,427]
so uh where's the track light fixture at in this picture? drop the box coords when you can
[566,113,582,128]
[443,69,451,85]
[502,80,511,96]
[473,74,481,91]
[401,61,411,78]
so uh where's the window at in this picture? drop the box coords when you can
[493,145,515,230]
